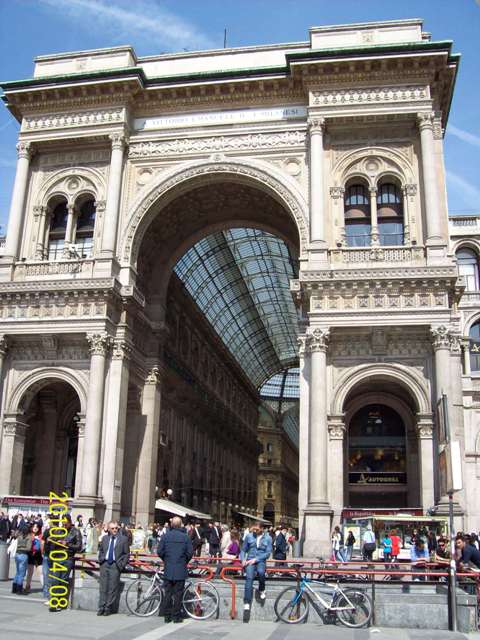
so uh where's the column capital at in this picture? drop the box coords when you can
[416,414,434,439]
[327,416,346,441]
[308,327,330,353]
[145,364,165,385]
[0,334,8,357]
[86,332,113,356]
[417,111,435,132]
[403,183,417,198]
[95,199,106,213]
[112,339,133,361]
[430,325,459,352]
[297,334,311,357]
[16,141,33,160]
[109,132,128,150]
[33,204,47,218]
[329,186,345,199]
[369,186,378,196]
[307,116,326,134]
[2,416,28,438]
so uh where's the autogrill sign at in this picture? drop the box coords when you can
[349,472,407,484]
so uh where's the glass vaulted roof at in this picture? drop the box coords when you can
[174,228,299,388]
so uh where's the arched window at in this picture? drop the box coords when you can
[457,248,479,291]
[47,201,68,261]
[377,183,404,245]
[74,198,96,258]
[469,322,480,372]
[344,184,371,247]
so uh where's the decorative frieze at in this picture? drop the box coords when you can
[22,108,124,131]
[128,130,306,158]
[311,85,429,107]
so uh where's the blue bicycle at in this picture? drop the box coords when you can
[274,565,372,627]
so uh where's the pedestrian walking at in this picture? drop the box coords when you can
[362,525,376,562]
[158,516,193,624]
[345,531,356,561]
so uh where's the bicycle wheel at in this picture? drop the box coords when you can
[182,581,219,620]
[334,588,372,628]
[274,586,309,624]
[133,593,163,617]
[125,576,162,616]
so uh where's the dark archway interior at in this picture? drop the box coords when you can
[21,380,81,496]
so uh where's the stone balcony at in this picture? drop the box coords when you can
[449,214,480,236]
[12,258,95,281]
[329,244,426,267]
[458,290,480,307]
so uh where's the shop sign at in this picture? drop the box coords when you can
[349,472,406,484]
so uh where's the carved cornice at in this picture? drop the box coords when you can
[128,130,306,158]
[311,84,430,108]
[86,332,112,356]
[22,108,125,132]
[16,141,33,160]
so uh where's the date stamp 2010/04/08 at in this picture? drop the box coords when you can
[46,492,72,610]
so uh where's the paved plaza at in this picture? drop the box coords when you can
[0,576,478,640]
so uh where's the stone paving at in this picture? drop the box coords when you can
[0,576,479,640]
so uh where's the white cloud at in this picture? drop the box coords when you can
[447,124,480,149]
[38,0,215,52]
[446,170,480,205]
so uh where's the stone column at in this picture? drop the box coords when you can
[76,333,111,508]
[416,414,435,510]
[327,415,346,521]
[35,391,58,494]
[303,328,333,557]
[329,187,345,246]
[101,339,132,521]
[297,334,311,515]
[62,204,76,257]
[101,133,127,257]
[370,187,379,246]
[74,414,86,499]
[417,112,444,245]
[33,205,48,260]
[0,414,29,495]
[402,184,417,245]
[3,141,33,261]
[135,365,163,526]
[308,117,326,244]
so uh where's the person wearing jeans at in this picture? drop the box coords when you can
[240,522,272,623]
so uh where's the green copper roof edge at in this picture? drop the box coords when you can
[0,67,146,91]
[286,39,455,62]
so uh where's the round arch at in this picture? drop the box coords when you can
[331,363,430,416]
[333,146,414,189]
[37,166,106,208]
[8,367,88,415]
[120,158,309,267]
[452,239,480,256]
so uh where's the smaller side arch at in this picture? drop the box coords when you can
[331,363,431,416]
[7,367,88,416]
[37,166,106,207]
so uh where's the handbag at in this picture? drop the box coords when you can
[7,537,17,556]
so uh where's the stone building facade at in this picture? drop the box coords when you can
[0,18,476,554]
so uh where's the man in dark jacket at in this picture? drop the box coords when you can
[0,512,11,541]
[189,521,204,557]
[158,516,193,623]
[207,521,222,557]
[97,521,130,616]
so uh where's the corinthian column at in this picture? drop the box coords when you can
[135,365,163,526]
[308,117,326,244]
[3,142,33,260]
[101,339,132,520]
[100,133,127,257]
[77,333,111,506]
[417,112,444,245]
[308,328,330,506]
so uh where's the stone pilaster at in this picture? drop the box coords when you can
[0,414,29,495]
[308,117,326,246]
[100,132,127,257]
[416,413,435,511]
[327,415,346,521]
[2,141,33,262]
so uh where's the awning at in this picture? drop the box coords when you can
[233,510,271,525]
[155,498,211,520]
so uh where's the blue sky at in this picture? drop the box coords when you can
[0,0,479,232]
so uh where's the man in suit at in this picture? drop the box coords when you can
[97,521,130,616]
[207,521,222,557]
[158,516,193,623]
[190,521,204,557]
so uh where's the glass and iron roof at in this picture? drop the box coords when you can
[174,227,300,388]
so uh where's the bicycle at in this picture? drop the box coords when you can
[125,568,219,620]
[274,565,372,627]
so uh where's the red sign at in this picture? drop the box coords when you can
[341,508,423,519]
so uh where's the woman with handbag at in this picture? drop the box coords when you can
[12,523,34,594]
[362,525,376,562]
